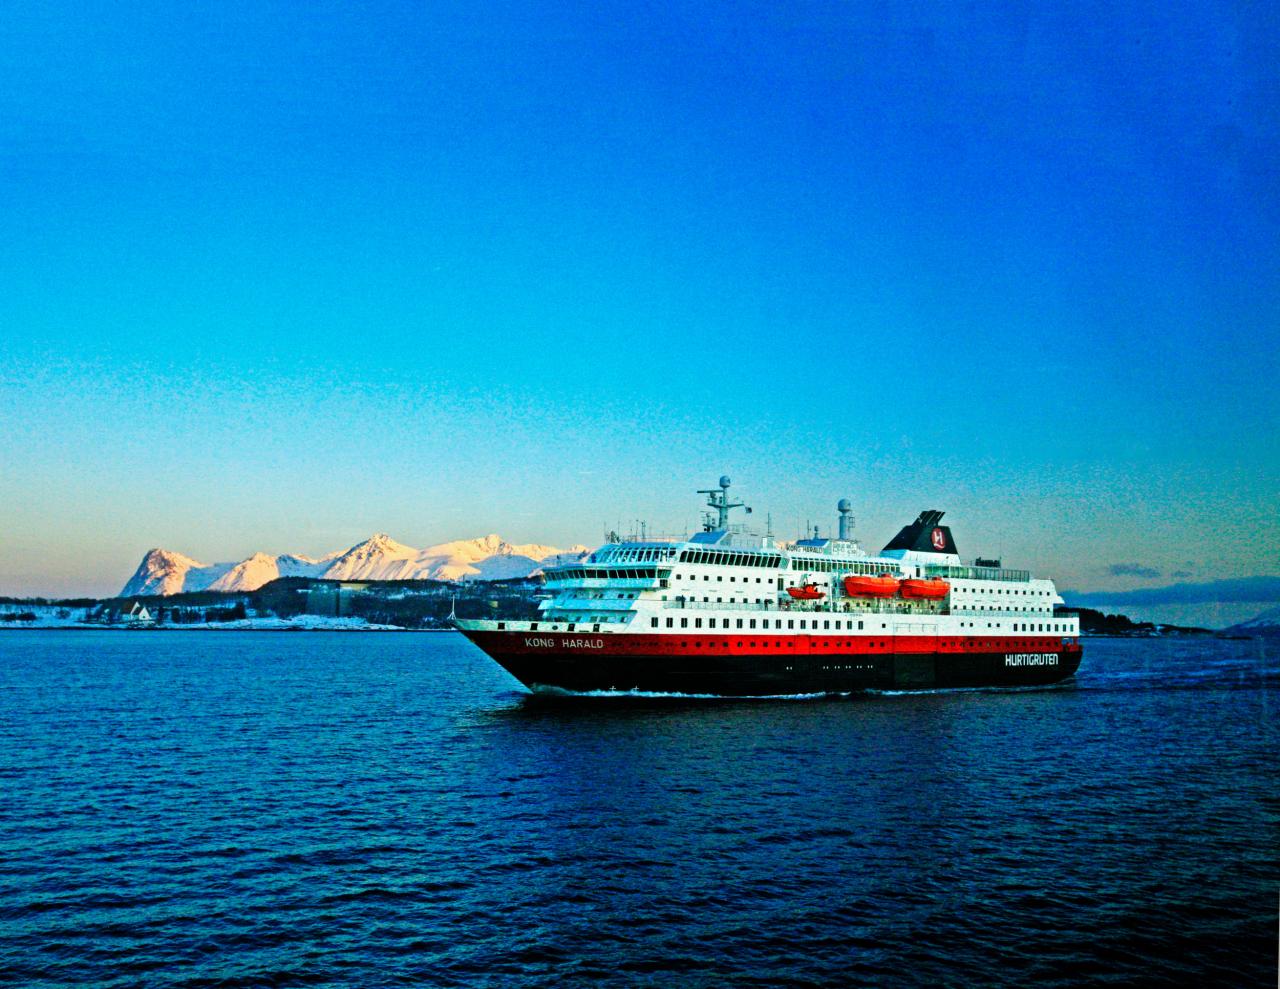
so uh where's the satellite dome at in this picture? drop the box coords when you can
[719,475,731,488]
[838,498,852,512]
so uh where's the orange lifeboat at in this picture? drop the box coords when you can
[786,583,826,600]
[842,574,901,598]
[899,577,950,600]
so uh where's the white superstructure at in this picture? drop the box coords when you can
[492,478,1079,643]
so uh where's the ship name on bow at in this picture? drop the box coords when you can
[524,636,605,650]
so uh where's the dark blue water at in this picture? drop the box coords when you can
[0,631,1274,987]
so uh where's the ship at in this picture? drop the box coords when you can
[455,477,1082,695]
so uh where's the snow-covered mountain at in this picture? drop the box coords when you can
[121,549,234,597]
[1224,605,1280,637]
[119,534,590,596]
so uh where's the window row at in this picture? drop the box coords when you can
[590,546,679,563]
[547,566,665,581]
[674,573,766,583]
[789,558,896,575]
[653,616,868,631]
[677,549,784,568]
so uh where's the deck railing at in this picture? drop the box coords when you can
[924,564,1031,582]
[661,597,946,616]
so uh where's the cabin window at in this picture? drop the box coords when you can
[650,618,657,628]
[695,618,702,628]
[666,618,673,628]
[497,622,505,630]
[680,618,688,628]
[736,619,743,629]
[858,621,864,629]
[788,620,794,629]
[750,619,757,629]
[530,622,538,631]
[593,624,600,632]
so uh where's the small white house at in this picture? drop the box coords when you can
[124,602,155,625]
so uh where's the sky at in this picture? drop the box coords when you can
[1,0,1277,615]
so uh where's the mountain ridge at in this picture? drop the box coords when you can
[120,534,590,596]
[1223,604,1280,636]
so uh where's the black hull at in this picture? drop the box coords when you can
[460,630,1082,696]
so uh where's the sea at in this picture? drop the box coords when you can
[0,630,1274,988]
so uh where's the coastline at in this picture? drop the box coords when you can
[0,614,453,632]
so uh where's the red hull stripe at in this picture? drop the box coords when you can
[469,631,1081,659]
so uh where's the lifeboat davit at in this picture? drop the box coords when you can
[787,583,826,600]
[842,574,901,598]
[899,577,950,600]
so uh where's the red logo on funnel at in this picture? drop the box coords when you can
[931,528,946,550]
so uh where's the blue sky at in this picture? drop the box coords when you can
[1,0,1277,604]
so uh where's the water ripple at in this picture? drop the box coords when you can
[0,631,1273,987]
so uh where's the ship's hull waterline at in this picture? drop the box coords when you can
[460,629,1083,696]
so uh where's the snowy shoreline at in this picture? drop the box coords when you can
[0,626,447,632]
[0,609,452,632]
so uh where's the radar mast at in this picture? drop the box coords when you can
[697,475,751,531]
